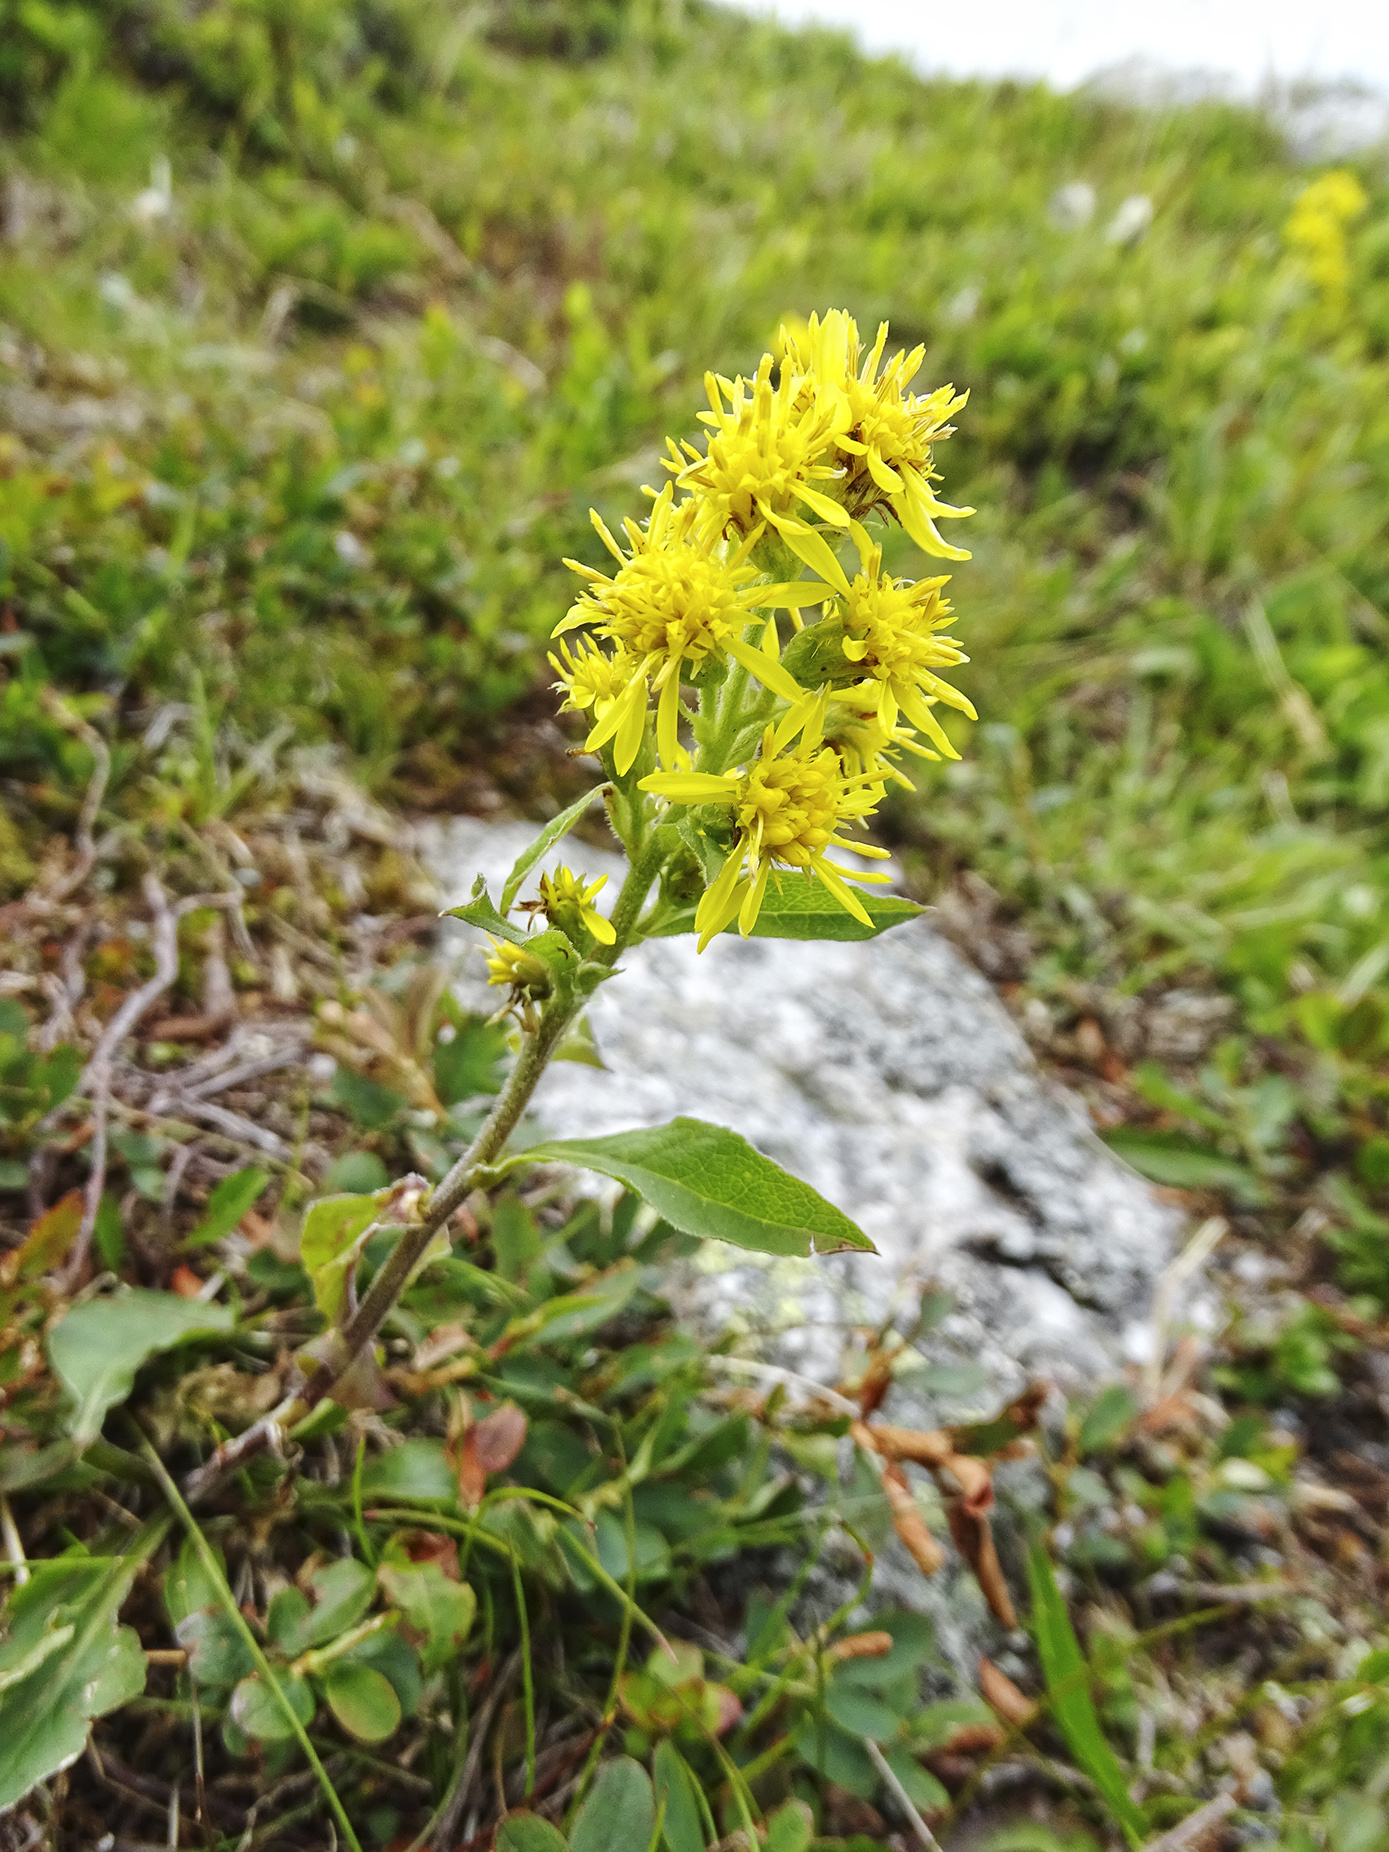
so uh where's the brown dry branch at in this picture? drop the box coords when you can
[54,875,250,1287]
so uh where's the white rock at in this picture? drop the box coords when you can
[422,815,1182,1412]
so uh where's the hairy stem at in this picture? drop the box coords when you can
[181,828,670,1506]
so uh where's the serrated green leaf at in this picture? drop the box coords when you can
[653,1739,705,1852]
[570,1757,655,1852]
[651,875,922,943]
[230,1670,315,1742]
[514,1118,873,1257]
[0,1545,152,1811]
[183,1166,270,1249]
[499,785,611,913]
[1026,1545,1146,1847]
[48,1290,235,1444]
[497,1816,570,1852]
[299,1191,386,1323]
[322,1660,400,1743]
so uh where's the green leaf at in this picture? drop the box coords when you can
[48,1289,235,1444]
[175,1606,255,1688]
[0,1548,150,1810]
[570,1757,655,1852]
[514,1118,874,1257]
[442,882,581,977]
[230,1670,315,1742]
[357,1439,455,1503]
[1102,1130,1265,1203]
[183,1166,270,1249]
[881,1746,948,1814]
[499,785,611,913]
[377,1557,476,1674]
[297,1559,377,1650]
[434,1016,508,1105]
[764,1799,813,1852]
[651,876,922,943]
[653,1739,705,1852]
[497,1817,571,1852]
[299,1191,386,1323]
[328,1067,408,1129]
[322,1660,401,1743]
[1077,1385,1138,1456]
[1026,1545,1146,1847]
[323,1151,390,1195]
[825,1681,902,1740]
[441,878,531,945]
[164,1531,224,1628]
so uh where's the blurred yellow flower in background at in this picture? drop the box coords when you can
[1285,169,1368,302]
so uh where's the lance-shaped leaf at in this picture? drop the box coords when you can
[0,1548,152,1812]
[499,784,611,914]
[514,1117,874,1256]
[1026,1545,1146,1847]
[652,876,922,944]
[49,1290,235,1444]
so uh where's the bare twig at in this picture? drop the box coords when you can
[166,1097,289,1157]
[862,1737,943,1852]
[59,879,248,1287]
[37,918,93,1051]
[1144,1216,1227,1407]
[419,1648,523,1852]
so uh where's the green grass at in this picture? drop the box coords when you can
[6,1,1389,1841]
[7,0,1389,1254]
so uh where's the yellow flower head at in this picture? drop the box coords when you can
[1285,169,1368,300]
[825,521,976,759]
[534,864,616,945]
[639,696,891,950]
[666,353,854,594]
[555,484,823,773]
[782,310,974,561]
[549,634,640,727]
[484,938,553,1013]
[822,685,938,790]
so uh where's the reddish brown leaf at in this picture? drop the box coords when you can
[170,1265,204,1299]
[472,1402,527,1473]
[1,1189,83,1286]
[456,1401,527,1508]
[852,1419,952,1469]
[940,1450,994,1518]
[947,1505,1017,1628]
[392,1530,460,1578]
[830,1631,894,1662]
[882,1463,945,1576]
[978,1654,1037,1728]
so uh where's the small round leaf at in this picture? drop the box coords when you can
[229,1671,314,1742]
[322,1661,401,1744]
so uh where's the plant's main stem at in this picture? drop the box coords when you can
[180,835,668,1508]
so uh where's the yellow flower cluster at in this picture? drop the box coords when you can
[1285,169,1368,302]
[548,310,976,945]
